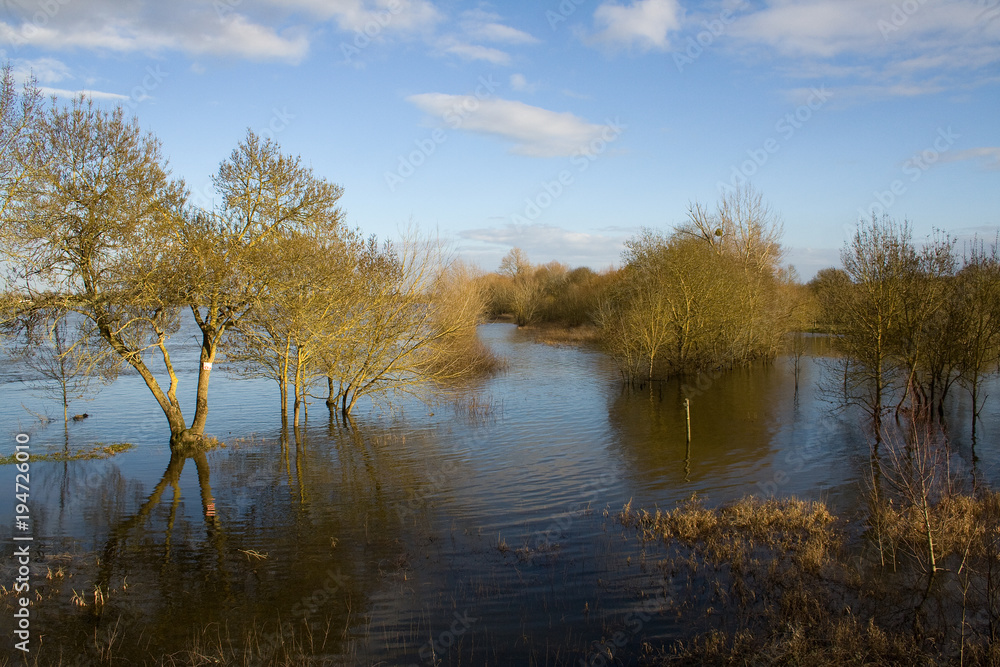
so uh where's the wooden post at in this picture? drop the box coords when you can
[684,398,691,444]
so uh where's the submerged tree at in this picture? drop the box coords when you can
[823,216,1000,432]
[496,247,542,327]
[223,225,358,426]
[599,185,789,381]
[954,239,1000,422]
[825,215,915,428]
[323,233,489,420]
[0,77,343,449]
[0,94,189,442]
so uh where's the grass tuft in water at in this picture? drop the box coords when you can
[618,490,1000,665]
[0,442,134,464]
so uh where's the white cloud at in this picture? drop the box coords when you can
[9,57,71,84]
[459,9,538,44]
[590,0,682,51]
[406,94,614,157]
[38,86,129,102]
[280,0,441,34]
[467,22,537,44]
[938,147,1000,171]
[726,0,1000,98]
[0,0,540,68]
[0,5,310,63]
[729,0,879,58]
[437,38,512,65]
[185,16,310,61]
[731,0,999,59]
[458,222,626,269]
[5,57,128,102]
[432,10,537,66]
[509,73,538,92]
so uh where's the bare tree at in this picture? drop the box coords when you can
[19,314,110,424]
[224,226,358,426]
[497,247,542,326]
[0,80,344,449]
[955,239,1000,423]
[323,233,486,420]
[683,184,784,275]
[830,215,915,430]
[0,65,44,232]
[826,217,992,430]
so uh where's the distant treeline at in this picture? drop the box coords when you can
[480,191,1000,427]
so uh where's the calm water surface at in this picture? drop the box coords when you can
[2,323,998,664]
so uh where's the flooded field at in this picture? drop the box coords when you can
[2,323,998,665]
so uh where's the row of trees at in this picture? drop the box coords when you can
[0,66,493,450]
[812,215,1000,428]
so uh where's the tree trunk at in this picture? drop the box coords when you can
[279,377,288,427]
[280,338,291,422]
[179,331,218,448]
[96,317,189,442]
[295,345,304,426]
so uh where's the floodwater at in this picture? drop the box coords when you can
[1,323,998,665]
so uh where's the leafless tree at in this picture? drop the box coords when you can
[0,78,343,449]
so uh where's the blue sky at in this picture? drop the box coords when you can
[2,0,998,279]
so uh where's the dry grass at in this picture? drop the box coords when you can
[616,490,1000,665]
[518,323,602,346]
[0,442,134,464]
[0,615,349,667]
[662,614,929,665]
[619,495,838,573]
[450,393,503,423]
